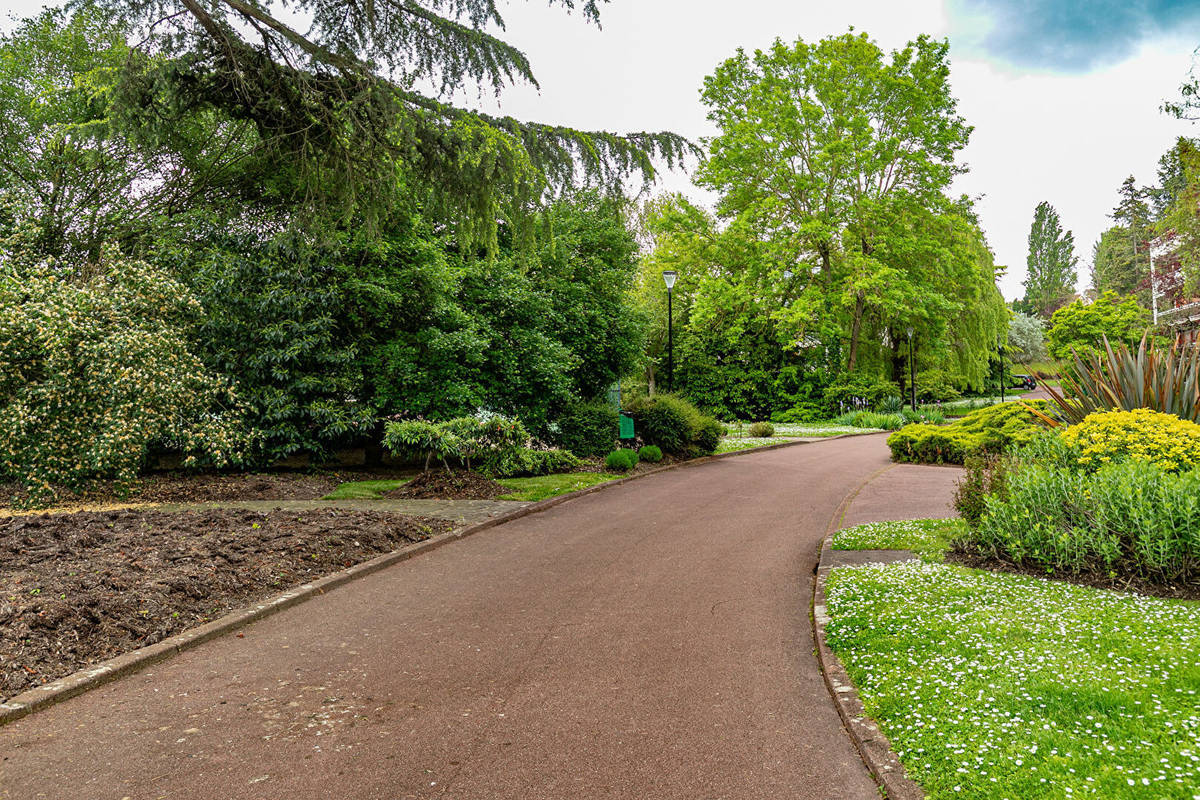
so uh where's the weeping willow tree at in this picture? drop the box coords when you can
[99,0,694,240]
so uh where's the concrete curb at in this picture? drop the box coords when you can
[810,503,926,799]
[0,431,867,727]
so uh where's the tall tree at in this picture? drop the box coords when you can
[1021,201,1078,318]
[696,31,973,371]
[94,0,693,238]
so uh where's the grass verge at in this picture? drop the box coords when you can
[496,472,621,502]
[832,518,964,560]
[826,519,1200,799]
[323,479,408,500]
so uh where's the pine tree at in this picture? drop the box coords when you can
[1021,201,1078,318]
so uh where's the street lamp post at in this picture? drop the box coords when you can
[906,327,916,412]
[662,270,677,393]
[998,339,1006,404]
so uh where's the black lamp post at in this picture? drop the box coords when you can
[906,326,916,412]
[998,339,1006,404]
[662,270,677,392]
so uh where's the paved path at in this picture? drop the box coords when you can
[0,435,958,800]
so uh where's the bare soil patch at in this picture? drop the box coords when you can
[1,507,452,701]
[386,470,508,500]
[0,469,417,510]
[947,549,1200,601]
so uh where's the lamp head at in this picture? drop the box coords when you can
[662,270,678,290]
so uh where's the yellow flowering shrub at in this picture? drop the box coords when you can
[1059,408,1200,473]
[0,245,247,504]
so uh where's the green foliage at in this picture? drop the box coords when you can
[770,403,825,424]
[553,400,619,457]
[912,368,962,403]
[887,401,1047,464]
[746,422,774,438]
[604,448,638,472]
[969,460,1200,583]
[637,445,663,463]
[0,246,245,502]
[953,455,1010,529]
[1043,335,1200,424]
[622,393,723,457]
[822,375,902,415]
[1046,291,1150,361]
[1020,201,1078,318]
[382,420,460,471]
[1059,408,1200,473]
[833,411,906,430]
[1090,225,1146,302]
[482,447,580,479]
[173,232,375,462]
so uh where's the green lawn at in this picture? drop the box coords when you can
[831,517,964,559]
[322,478,408,499]
[496,472,621,502]
[827,519,1200,799]
[717,424,883,455]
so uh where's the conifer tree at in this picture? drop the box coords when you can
[1021,201,1078,318]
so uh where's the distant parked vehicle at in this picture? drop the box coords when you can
[1012,374,1037,391]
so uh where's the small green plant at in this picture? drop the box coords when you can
[604,448,639,471]
[553,401,619,457]
[383,419,461,471]
[952,454,1009,529]
[746,421,774,438]
[637,444,663,462]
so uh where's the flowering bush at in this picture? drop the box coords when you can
[1059,408,1200,473]
[0,247,245,503]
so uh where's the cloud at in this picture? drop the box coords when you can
[949,0,1200,71]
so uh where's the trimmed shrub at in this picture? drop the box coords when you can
[638,445,663,463]
[623,394,722,456]
[888,401,1048,465]
[554,400,619,457]
[605,448,638,471]
[1059,408,1200,473]
[481,447,581,478]
[747,421,775,438]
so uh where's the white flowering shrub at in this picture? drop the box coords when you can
[0,245,246,503]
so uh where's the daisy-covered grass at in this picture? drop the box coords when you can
[826,560,1200,799]
[832,518,965,559]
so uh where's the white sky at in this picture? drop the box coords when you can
[5,0,1199,300]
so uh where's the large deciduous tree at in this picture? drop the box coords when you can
[695,31,977,372]
[1021,201,1078,318]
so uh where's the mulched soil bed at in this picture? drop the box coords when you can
[947,550,1200,601]
[576,452,685,476]
[0,469,416,509]
[0,507,453,701]
[386,470,508,500]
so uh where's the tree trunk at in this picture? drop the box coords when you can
[846,291,866,372]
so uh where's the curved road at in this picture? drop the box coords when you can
[0,435,958,800]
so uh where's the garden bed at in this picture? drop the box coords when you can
[0,469,419,511]
[0,507,452,701]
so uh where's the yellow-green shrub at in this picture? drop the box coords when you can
[1059,408,1200,473]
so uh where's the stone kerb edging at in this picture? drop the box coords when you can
[811,532,925,800]
[0,431,869,728]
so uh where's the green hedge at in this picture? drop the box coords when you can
[623,394,722,457]
[553,400,619,457]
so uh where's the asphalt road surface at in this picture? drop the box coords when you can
[0,434,959,800]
